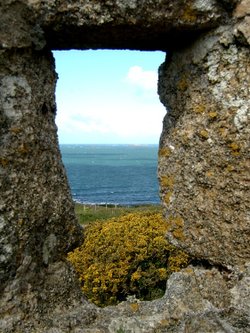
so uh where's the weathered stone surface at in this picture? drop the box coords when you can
[2,264,249,332]
[158,24,250,268]
[98,265,250,333]
[0,48,83,326]
[1,0,226,50]
[0,0,249,332]
[233,0,250,45]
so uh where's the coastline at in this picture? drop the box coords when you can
[75,202,162,225]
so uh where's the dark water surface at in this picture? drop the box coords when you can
[60,144,160,206]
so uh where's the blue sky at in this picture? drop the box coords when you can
[53,50,166,144]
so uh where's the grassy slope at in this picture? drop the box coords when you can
[75,203,162,225]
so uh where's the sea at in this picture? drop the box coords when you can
[60,144,160,206]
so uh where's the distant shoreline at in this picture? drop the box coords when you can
[74,202,162,225]
[74,201,161,208]
[73,200,161,208]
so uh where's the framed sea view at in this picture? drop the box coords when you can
[60,144,160,206]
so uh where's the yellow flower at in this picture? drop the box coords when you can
[67,211,189,307]
[131,270,142,281]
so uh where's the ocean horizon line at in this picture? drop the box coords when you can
[61,144,159,206]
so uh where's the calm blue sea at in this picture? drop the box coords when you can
[60,144,160,206]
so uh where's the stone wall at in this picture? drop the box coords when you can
[0,0,249,332]
[158,25,250,268]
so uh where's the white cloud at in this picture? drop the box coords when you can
[125,66,158,91]
[55,63,165,144]
[56,93,166,144]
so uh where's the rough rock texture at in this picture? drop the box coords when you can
[2,0,225,50]
[158,24,250,268]
[0,48,84,326]
[1,264,250,332]
[0,0,249,332]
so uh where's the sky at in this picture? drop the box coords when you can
[53,50,166,144]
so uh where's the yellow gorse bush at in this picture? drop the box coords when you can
[68,212,189,307]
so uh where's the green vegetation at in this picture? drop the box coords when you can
[68,210,189,307]
[75,203,162,225]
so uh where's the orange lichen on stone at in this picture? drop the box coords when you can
[172,228,185,241]
[160,319,169,327]
[198,129,209,140]
[168,216,185,241]
[177,76,188,91]
[18,143,29,154]
[10,127,21,134]
[229,142,240,150]
[180,133,190,146]
[228,142,241,156]
[164,192,172,205]
[225,164,235,173]
[18,219,24,226]
[219,127,227,138]
[172,216,184,228]
[193,105,206,114]
[208,111,218,119]
[184,267,194,274]
[130,303,140,312]
[158,147,172,158]
[160,175,174,189]
[181,7,197,23]
[0,158,9,167]
[206,171,214,177]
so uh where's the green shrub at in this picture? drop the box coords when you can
[68,212,189,307]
